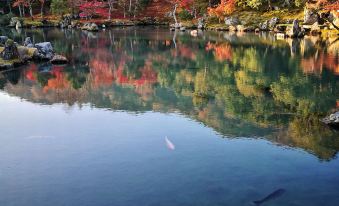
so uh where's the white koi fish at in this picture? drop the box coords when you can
[165,136,175,150]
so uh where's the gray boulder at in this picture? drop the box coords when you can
[60,14,72,28]
[0,36,8,46]
[310,22,321,35]
[259,20,269,31]
[24,37,34,48]
[16,21,22,29]
[286,19,305,38]
[198,18,205,29]
[9,17,20,27]
[322,112,339,128]
[180,27,186,32]
[34,42,54,60]
[304,8,318,25]
[50,54,68,64]
[83,23,99,31]
[225,17,240,26]
[268,17,279,30]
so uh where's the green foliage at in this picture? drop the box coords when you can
[178,9,194,21]
[246,0,265,9]
[51,0,69,15]
[0,13,14,26]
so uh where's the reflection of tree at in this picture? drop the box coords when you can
[1,28,339,160]
[274,116,339,161]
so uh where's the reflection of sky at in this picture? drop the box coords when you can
[1,92,339,206]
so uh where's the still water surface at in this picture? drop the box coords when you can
[0,27,338,206]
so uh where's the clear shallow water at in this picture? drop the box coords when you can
[0,27,339,206]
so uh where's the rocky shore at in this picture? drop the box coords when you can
[0,36,67,70]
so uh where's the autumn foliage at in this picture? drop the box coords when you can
[208,0,236,21]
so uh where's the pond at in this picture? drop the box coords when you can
[0,27,339,206]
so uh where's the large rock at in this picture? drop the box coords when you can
[16,21,22,29]
[322,112,339,129]
[198,17,205,29]
[224,17,240,26]
[17,46,37,61]
[24,37,34,48]
[81,23,99,31]
[229,25,237,32]
[268,17,279,30]
[60,14,72,28]
[310,22,321,35]
[0,39,20,60]
[9,17,20,27]
[180,27,186,32]
[259,20,269,31]
[286,19,305,38]
[304,8,318,25]
[34,42,54,60]
[50,54,68,64]
[0,36,8,46]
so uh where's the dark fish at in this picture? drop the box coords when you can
[253,188,286,205]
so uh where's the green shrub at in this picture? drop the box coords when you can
[178,10,193,21]
[0,13,15,26]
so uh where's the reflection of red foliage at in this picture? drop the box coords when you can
[25,64,38,81]
[90,59,115,87]
[301,52,339,75]
[206,42,232,61]
[134,60,158,86]
[171,45,196,60]
[115,58,157,86]
[43,66,69,93]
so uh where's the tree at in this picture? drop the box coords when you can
[13,0,34,19]
[38,0,45,17]
[107,0,117,20]
[208,0,235,22]
[79,0,107,19]
[51,0,69,15]
[167,0,194,25]
[12,0,28,17]
[306,0,339,30]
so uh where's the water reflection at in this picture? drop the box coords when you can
[1,27,338,160]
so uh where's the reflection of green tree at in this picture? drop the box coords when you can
[36,72,54,87]
[274,116,339,161]
[64,66,89,90]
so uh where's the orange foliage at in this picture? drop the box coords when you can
[171,45,196,60]
[301,52,339,76]
[89,59,115,88]
[25,64,38,81]
[208,0,235,20]
[206,42,232,62]
[43,66,69,93]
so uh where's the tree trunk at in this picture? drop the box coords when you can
[109,6,112,20]
[18,5,22,18]
[129,0,132,13]
[267,0,272,11]
[7,0,12,13]
[41,2,45,18]
[29,4,34,20]
[134,0,138,18]
[173,4,178,25]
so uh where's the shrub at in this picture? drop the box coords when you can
[178,9,194,21]
[0,13,15,26]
